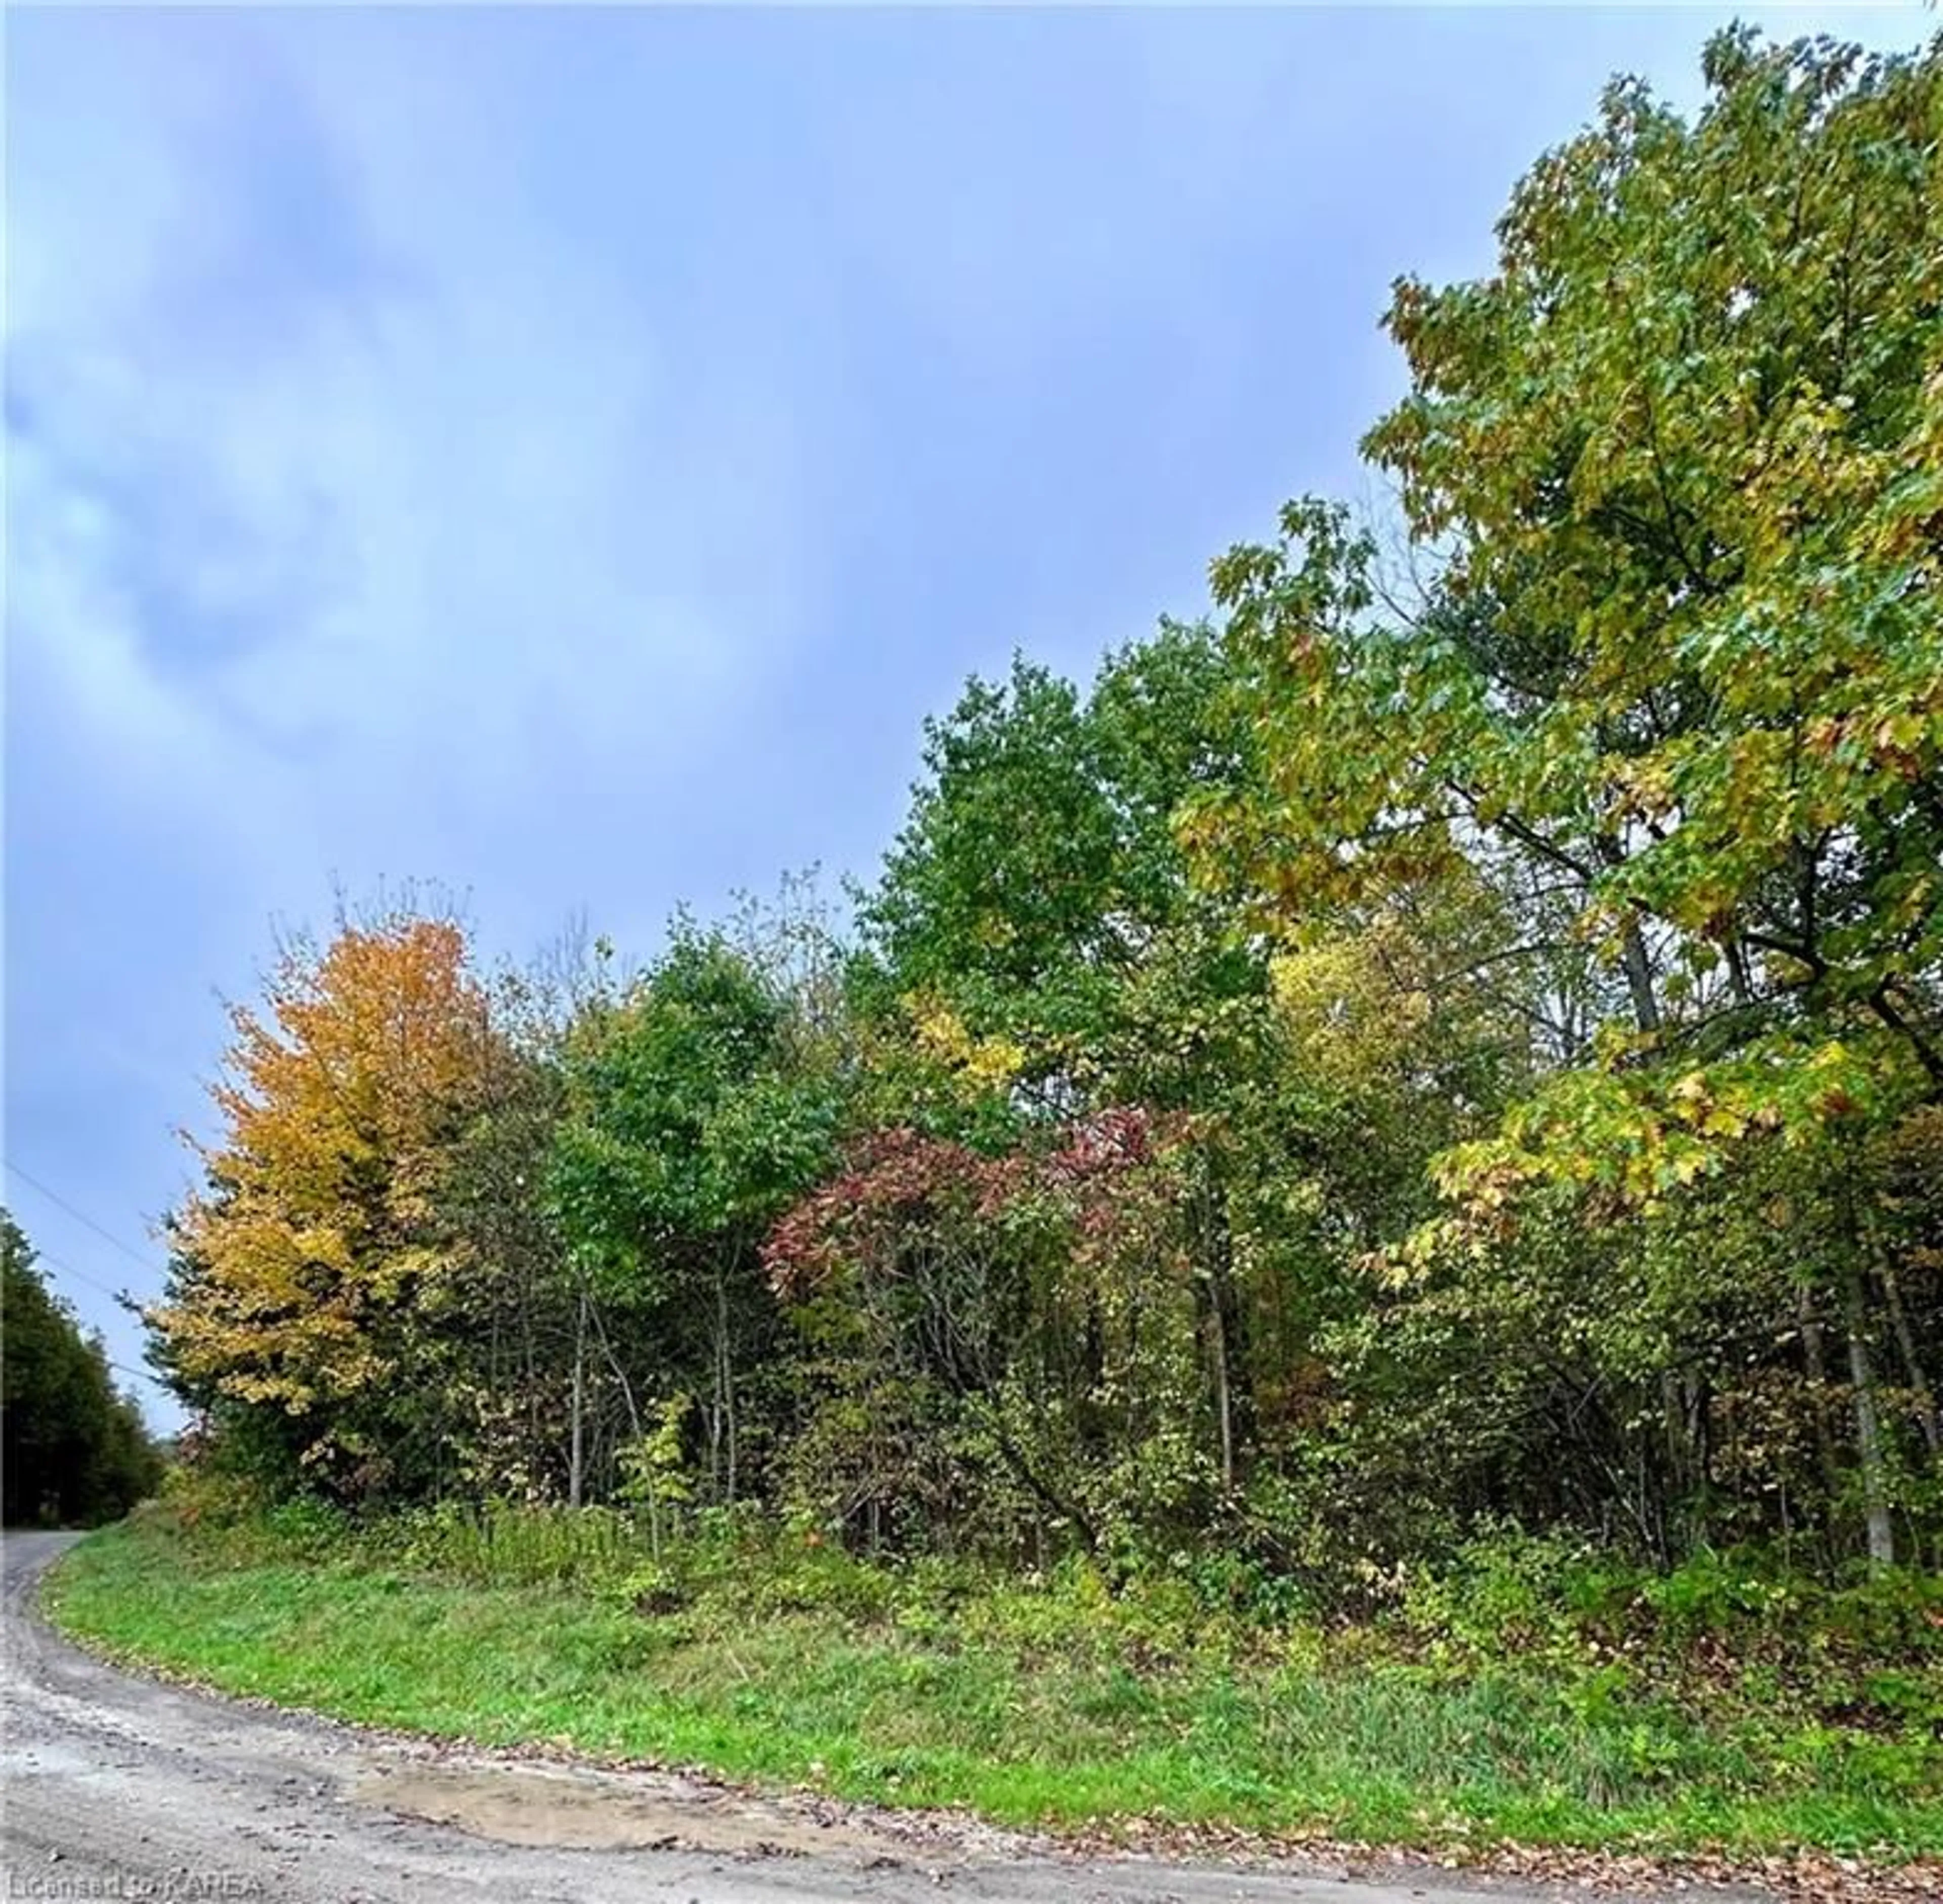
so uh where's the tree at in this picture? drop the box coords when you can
[861,622,1261,1104]
[1201,28,1940,1095]
[430,960,579,1502]
[149,909,500,1502]
[765,1110,1209,1561]
[141,25,1941,1589]
[4,1210,161,1525]
[547,923,847,1505]
[1193,26,1942,1565]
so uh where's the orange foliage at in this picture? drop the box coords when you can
[153,917,495,1445]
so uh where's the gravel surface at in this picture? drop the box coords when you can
[0,1529,1794,1903]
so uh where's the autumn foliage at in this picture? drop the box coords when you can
[148,29,1940,1587]
[154,915,498,1495]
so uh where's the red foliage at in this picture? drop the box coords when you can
[762,1108,1184,1298]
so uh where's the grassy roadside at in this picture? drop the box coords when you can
[44,1507,1943,1866]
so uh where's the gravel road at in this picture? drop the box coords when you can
[2,1529,1651,1904]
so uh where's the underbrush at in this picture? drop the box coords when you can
[47,1482,1943,1862]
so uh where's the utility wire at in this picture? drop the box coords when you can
[20,1253,163,1386]
[32,1247,133,1306]
[4,1175,169,1395]
[6,1165,207,1412]
[106,1360,168,1392]
[9,1259,168,1403]
[4,1160,159,1273]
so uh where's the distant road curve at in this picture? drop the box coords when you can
[5,1528,1603,1904]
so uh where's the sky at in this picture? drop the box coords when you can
[4,3,1930,1430]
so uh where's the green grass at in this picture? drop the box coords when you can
[44,1510,1943,1864]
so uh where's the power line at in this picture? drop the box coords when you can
[106,1359,168,1393]
[4,1160,160,1273]
[20,1254,162,1382]
[33,1247,134,1307]
[8,1255,169,1394]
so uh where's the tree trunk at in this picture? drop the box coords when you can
[1837,1256,1895,1569]
[1592,825,1660,1038]
[715,1270,738,1505]
[1659,1369,1700,1544]
[1881,1264,1941,1458]
[1796,1281,1845,1509]
[1212,1293,1235,1497]
[1196,1154,1248,1499]
[1855,1163,1941,1463]
[568,1288,587,1510]
[588,1300,643,1441]
[1620,917,1662,1035]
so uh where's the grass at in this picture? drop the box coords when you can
[43,1506,1943,1865]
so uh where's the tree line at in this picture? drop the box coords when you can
[150,27,1941,1589]
[4,1211,164,1526]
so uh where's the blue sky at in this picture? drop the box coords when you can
[5,4,1928,1428]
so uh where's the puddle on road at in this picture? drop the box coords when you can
[352,1759,898,1858]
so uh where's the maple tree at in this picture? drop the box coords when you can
[1191,25,1942,1565]
[151,912,499,1499]
[765,1110,1207,1557]
[1197,27,1941,1101]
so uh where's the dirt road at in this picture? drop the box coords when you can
[3,1529,1643,1903]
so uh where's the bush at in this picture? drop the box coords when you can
[374,1500,641,1586]
[1396,1526,1603,1679]
[159,1463,272,1537]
